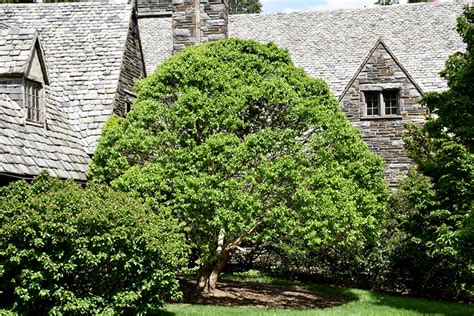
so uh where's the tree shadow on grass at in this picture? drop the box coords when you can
[177,277,356,309]
[371,292,474,316]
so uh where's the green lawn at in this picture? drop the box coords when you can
[161,273,474,316]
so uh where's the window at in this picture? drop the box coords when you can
[365,91,380,116]
[24,80,43,123]
[363,89,400,117]
[383,90,399,115]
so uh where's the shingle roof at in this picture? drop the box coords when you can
[0,24,38,76]
[0,92,90,181]
[139,17,172,74]
[0,3,135,154]
[228,1,468,97]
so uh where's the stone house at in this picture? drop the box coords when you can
[0,2,145,184]
[0,0,468,186]
[138,0,468,186]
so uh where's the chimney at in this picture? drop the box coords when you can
[172,0,234,54]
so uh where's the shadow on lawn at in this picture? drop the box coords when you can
[371,292,474,316]
[177,277,357,309]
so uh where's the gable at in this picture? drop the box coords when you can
[339,39,424,102]
[0,2,135,155]
[25,40,49,85]
[114,8,147,116]
[339,40,427,187]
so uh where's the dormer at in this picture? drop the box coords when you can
[0,23,49,126]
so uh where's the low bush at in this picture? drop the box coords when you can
[0,173,188,314]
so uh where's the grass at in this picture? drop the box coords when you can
[160,271,474,316]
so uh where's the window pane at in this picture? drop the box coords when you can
[384,90,399,115]
[364,91,379,116]
[25,80,42,123]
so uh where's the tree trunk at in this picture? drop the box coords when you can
[197,248,230,294]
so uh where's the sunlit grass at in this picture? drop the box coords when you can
[162,271,474,316]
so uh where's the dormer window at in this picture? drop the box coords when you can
[24,79,43,123]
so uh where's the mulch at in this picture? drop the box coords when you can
[177,278,349,309]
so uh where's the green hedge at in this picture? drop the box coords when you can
[0,174,188,314]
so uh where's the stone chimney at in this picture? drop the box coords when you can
[172,0,235,54]
[136,0,173,17]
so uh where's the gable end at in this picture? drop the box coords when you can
[339,39,424,102]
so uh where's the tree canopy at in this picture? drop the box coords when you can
[90,38,389,293]
[235,0,262,14]
[389,6,473,299]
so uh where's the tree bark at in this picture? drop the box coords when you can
[197,248,230,294]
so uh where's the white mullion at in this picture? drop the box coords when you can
[380,91,385,116]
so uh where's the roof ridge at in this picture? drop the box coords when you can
[0,2,131,6]
[230,0,468,18]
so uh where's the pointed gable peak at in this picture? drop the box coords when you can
[25,35,50,85]
[0,25,49,85]
[339,38,424,101]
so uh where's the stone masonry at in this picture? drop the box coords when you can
[114,7,146,116]
[340,41,425,187]
[137,0,172,16]
[172,0,232,53]
[0,78,23,107]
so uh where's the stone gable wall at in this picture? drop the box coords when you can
[340,43,426,187]
[115,10,146,117]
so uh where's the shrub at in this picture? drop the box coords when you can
[377,6,474,301]
[0,174,188,314]
[380,170,473,300]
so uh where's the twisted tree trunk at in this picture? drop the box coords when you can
[197,249,231,293]
[197,228,231,293]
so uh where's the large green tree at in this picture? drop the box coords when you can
[388,6,473,299]
[90,39,389,293]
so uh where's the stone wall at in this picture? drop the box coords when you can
[172,0,232,54]
[114,9,146,117]
[340,41,425,187]
[137,0,172,17]
[0,78,23,107]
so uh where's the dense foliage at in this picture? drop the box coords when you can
[235,0,262,14]
[0,174,188,314]
[90,38,389,292]
[381,6,474,300]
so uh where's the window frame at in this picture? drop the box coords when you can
[23,79,44,125]
[361,88,401,118]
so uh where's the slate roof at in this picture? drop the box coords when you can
[0,92,90,181]
[228,1,468,97]
[138,17,173,73]
[0,2,135,154]
[0,24,38,76]
[0,2,137,180]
